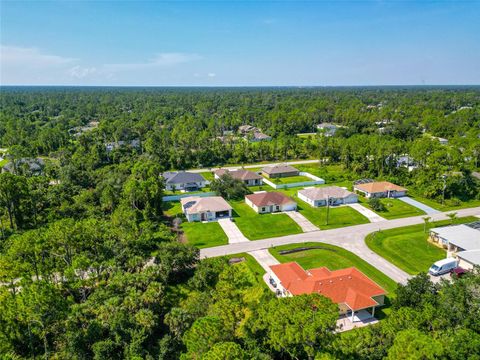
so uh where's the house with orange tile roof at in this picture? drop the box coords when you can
[245,191,297,213]
[353,181,407,199]
[269,262,386,321]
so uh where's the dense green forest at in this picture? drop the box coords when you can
[1,86,480,359]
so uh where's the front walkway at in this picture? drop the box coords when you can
[398,196,440,215]
[248,249,280,273]
[347,203,386,223]
[283,211,320,232]
[218,218,249,244]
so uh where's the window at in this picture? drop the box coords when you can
[261,207,266,212]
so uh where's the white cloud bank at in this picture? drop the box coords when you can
[104,52,202,72]
[1,45,75,67]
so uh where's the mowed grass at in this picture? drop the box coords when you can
[230,200,303,240]
[182,221,228,248]
[365,216,478,275]
[360,197,425,219]
[409,192,480,212]
[269,242,398,295]
[296,199,369,229]
[268,175,313,184]
[162,201,228,248]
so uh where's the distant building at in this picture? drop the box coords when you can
[261,164,299,178]
[180,196,232,222]
[250,131,272,142]
[69,121,99,137]
[316,123,339,136]
[245,191,297,213]
[2,158,45,176]
[353,181,407,198]
[214,169,263,186]
[162,171,207,192]
[298,186,358,207]
[432,136,449,145]
[105,139,141,152]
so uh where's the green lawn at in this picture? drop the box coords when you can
[360,197,426,219]
[199,171,215,182]
[226,252,267,285]
[365,216,478,275]
[230,200,303,240]
[181,221,228,248]
[295,198,369,229]
[267,175,313,185]
[409,192,480,212]
[269,242,398,295]
[296,164,354,183]
[163,186,213,196]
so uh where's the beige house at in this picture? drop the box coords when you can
[353,181,407,198]
[214,169,263,186]
[180,196,232,222]
[298,186,358,207]
[261,164,299,178]
[245,192,297,213]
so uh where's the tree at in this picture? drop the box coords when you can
[182,316,232,358]
[251,294,338,359]
[368,197,386,212]
[210,173,251,200]
[394,273,437,309]
[201,341,247,360]
[422,216,431,233]
[387,329,444,359]
[0,173,29,229]
[446,212,458,224]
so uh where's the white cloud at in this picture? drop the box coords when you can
[68,65,97,79]
[1,44,75,67]
[104,52,202,72]
[207,73,216,77]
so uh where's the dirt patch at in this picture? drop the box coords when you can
[228,257,246,264]
[279,246,337,255]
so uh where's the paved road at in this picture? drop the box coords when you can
[188,159,319,173]
[201,206,480,284]
[348,203,386,223]
[218,218,249,244]
[283,211,319,232]
[398,196,440,215]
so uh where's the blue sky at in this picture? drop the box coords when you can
[1,1,479,86]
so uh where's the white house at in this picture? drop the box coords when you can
[180,196,232,222]
[162,171,207,192]
[353,181,407,198]
[298,186,358,207]
[245,192,297,213]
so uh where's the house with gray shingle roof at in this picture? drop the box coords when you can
[162,171,207,192]
[214,168,263,186]
[261,164,299,179]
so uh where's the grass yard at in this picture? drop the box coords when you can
[296,199,369,229]
[269,242,398,296]
[267,175,313,185]
[226,252,268,285]
[198,171,215,182]
[360,197,425,219]
[409,192,480,212]
[163,186,213,196]
[365,216,478,275]
[181,221,228,248]
[230,200,303,240]
[296,164,354,183]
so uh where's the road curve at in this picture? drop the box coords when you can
[200,206,480,284]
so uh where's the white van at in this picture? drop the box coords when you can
[429,258,457,276]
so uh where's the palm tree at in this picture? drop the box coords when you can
[422,216,431,233]
[446,212,458,225]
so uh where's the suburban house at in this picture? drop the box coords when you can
[105,139,141,152]
[316,122,339,136]
[214,168,263,186]
[250,131,272,142]
[261,164,300,178]
[245,191,297,213]
[353,181,407,198]
[180,196,232,222]
[237,125,271,142]
[269,262,386,321]
[432,136,449,145]
[2,158,45,176]
[429,221,480,270]
[298,186,358,207]
[162,171,207,192]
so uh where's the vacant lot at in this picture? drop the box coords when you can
[230,200,303,240]
[409,192,480,212]
[360,197,425,219]
[296,199,369,229]
[267,175,313,185]
[269,242,398,295]
[365,217,478,274]
[182,221,228,248]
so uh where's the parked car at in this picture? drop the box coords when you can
[429,258,458,276]
[450,267,468,278]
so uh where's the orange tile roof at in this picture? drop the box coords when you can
[270,262,386,311]
[354,181,407,194]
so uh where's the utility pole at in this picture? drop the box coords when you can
[326,196,330,226]
[442,174,447,205]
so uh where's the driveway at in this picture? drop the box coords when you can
[398,196,440,215]
[248,249,280,273]
[348,203,386,223]
[218,218,249,244]
[283,211,319,232]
